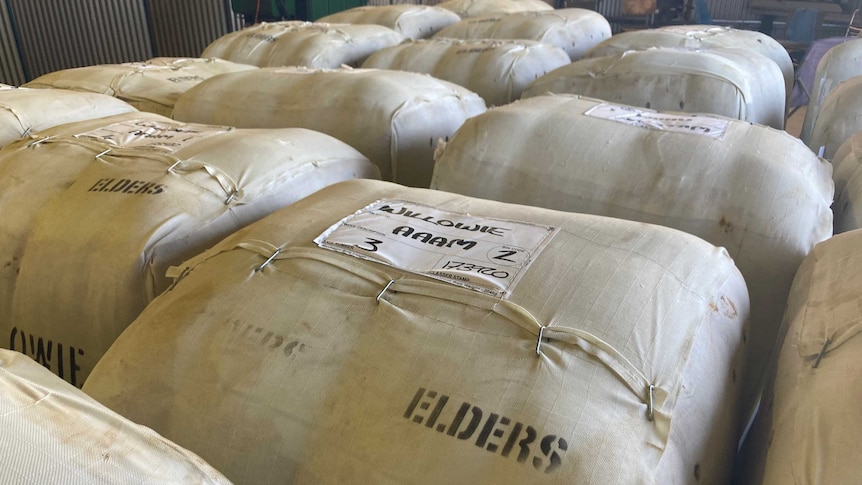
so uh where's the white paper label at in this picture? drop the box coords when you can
[315,200,558,297]
[75,120,230,152]
[585,103,729,139]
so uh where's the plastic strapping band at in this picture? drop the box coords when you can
[377,279,395,303]
[813,339,830,368]
[255,248,281,272]
[647,384,656,421]
[95,148,111,160]
[536,325,546,356]
[167,160,182,173]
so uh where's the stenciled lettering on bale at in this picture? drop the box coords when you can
[8,327,84,386]
[405,387,569,474]
[87,178,166,195]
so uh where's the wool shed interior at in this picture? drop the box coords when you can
[0,1,860,484]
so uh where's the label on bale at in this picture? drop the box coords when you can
[75,119,230,152]
[315,199,557,297]
[585,103,730,139]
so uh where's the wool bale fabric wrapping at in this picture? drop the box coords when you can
[436,0,554,18]
[0,112,378,386]
[0,349,231,484]
[201,21,406,68]
[432,9,611,61]
[523,48,787,129]
[361,38,570,106]
[172,67,487,187]
[808,75,862,160]
[750,230,862,484]
[831,135,862,233]
[23,57,257,117]
[85,179,748,485]
[317,5,461,39]
[0,84,136,147]
[430,95,833,415]
[800,38,862,144]
[583,25,793,101]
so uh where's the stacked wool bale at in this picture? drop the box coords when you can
[0,349,230,484]
[201,21,406,68]
[0,84,136,147]
[361,38,570,106]
[800,38,862,144]
[808,76,862,160]
[0,112,378,386]
[750,230,862,485]
[522,47,787,129]
[172,67,487,187]
[23,58,257,118]
[432,9,611,61]
[317,5,461,39]
[84,179,750,485]
[437,0,554,17]
[430,95,834,415]
[583,25,794,103]
[831,132,862,233]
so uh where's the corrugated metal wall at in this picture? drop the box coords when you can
[9,0,152,80]
[0,1,25,85]
[147,0,242,58]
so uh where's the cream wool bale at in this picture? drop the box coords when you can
[172,67,487,187]
[432,9,611,61]
[0,349,231,484]
[751,230,862,485]
[831,152,862,233]
[808,76,862,160]
[523,47,787,129]
[0,84,136,147]
[0,113,168,358]
[23,57,257,118]
[201,21,406,68]
[317,5,461,39]
[1,112,378,387]
[430,95,833,412]
[436,0,553,18]
[800,38,862,144]
[832,131,862,196]
[84,179,749,485]
[361,38,570,106]
[583,26,793,99]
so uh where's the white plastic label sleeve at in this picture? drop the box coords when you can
[314,199,559,298]
[75,120,230,152]
[585,103,730,139]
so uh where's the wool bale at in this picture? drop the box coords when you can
[172,66,486,187]
[807,78,862,163]
[436,0,553,18]
[0,112,378,386]
[201,21,405,68]
[23,57,257,117]
[750,230,862,484]
[84,178,749,485]
[583,25,793,100]
[831,137,862,233]
[361,38,570,106]
[430,95,833,412]
[523,48,786,129]
[0,84,136,147]
[800,38,862,144]
[0,349,230,484]
[833,130,862,196]
[317,5,461,39]
[432,9,611,61]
